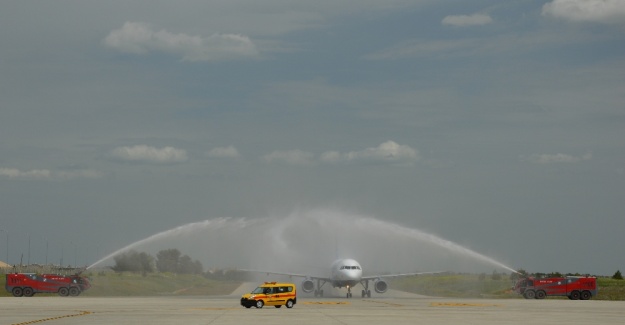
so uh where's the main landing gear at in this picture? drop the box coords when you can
[358,280,372,298]
[345,284,371,298]
[313,278,326,297]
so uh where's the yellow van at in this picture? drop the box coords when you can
[240,282,297,309]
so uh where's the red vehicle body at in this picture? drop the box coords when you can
[5,273,91,297]
[514,276,597,300]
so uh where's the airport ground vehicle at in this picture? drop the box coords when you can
[240,282,297,308]
[513,276,597,300]
[5,273,92,297]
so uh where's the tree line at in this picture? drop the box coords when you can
[112,249,203,275]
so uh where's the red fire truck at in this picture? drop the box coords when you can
[514,276,597,300]
[5,273,92,297]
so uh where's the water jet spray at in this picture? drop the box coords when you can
[87,209,518,275]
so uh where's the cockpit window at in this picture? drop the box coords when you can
[341,266,361,270]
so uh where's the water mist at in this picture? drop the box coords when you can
[88,209,517,275]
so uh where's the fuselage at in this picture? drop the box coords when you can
[330,258,363,288]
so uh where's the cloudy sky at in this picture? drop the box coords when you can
[1,0,623,275]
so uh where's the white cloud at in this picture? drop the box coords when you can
[363,38,476,60]
[103,22,259,61]
[56,169,104,180]
[262,150,316,166]
[262,141,420,166]
[0,168,102,180]
[362,27,595,61]
[110,145,188,164]
[207,146,240,159]
[542,0,625,24]
[442,13,493,27]
[0,168,51,179]
[321,141,420,165]
[522,152,592,164]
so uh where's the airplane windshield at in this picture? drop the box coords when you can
[340,266,361,270]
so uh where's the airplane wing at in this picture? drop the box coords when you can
[362,271,448,280]
[238,269,332,282]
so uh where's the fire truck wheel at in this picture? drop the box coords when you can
[12,287,24,297]
[523,290,535,299]
[255,300,264,308]
[535,290,546,299]
[23,287,34,297]
[580,291,591,300]
[58,287,69,297]
[569,290,581,300]
[69,287,81,296]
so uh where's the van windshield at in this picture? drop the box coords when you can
[251,287,269,294]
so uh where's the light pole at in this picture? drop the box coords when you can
[27,233,30,265]
[70,242,77,267]
[0,229,8,264]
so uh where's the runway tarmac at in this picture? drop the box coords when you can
[2,292,623,325]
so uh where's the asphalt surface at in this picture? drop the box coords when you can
[1,292,623,325]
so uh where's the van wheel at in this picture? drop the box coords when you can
[580,291,591,300]
[255,300,264,308]
[12,287,24,297]
[274,305,282,308]
[286,300,294,308]
[58,287,69,297]
[23,287,34,297]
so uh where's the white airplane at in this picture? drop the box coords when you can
[243,258,440,298]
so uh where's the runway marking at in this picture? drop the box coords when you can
[430,302,503,308]
[362,300,404,307]
[190,307,240,310]
[11,310,92,325]
[302,301,350,305]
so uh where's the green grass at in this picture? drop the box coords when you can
[1,272,241,297]
[391,274,517,298]
[3,272,624,300]
[596,278,625,300]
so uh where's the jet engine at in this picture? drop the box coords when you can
[301,279,315,293]
[374,279,388,293]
